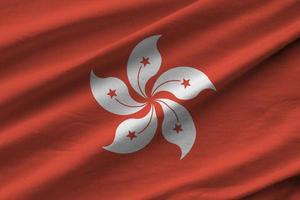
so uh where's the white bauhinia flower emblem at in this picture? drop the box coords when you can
[90,35,216,159]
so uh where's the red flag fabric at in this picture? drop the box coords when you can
[0,1,300,199]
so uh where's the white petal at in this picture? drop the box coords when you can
[157,99,196,159]
[103,106,157,154]
[152,67,216,100]
[90,70,145,115]
[127,35,162,97]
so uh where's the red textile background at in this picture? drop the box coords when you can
[0,0,300,199]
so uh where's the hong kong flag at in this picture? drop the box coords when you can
[0,1,300,200]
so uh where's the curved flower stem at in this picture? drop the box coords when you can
[137,65,147,97]
[115,98,146,108]
[156,100,179,123]
[151,80,180,95]
[137,106,154,134]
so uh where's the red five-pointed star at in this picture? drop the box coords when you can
[127,131,137,140]
[107,89,117,98]
[173,124,183,134]
[181,79,191,89]
[140,57,150,66]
